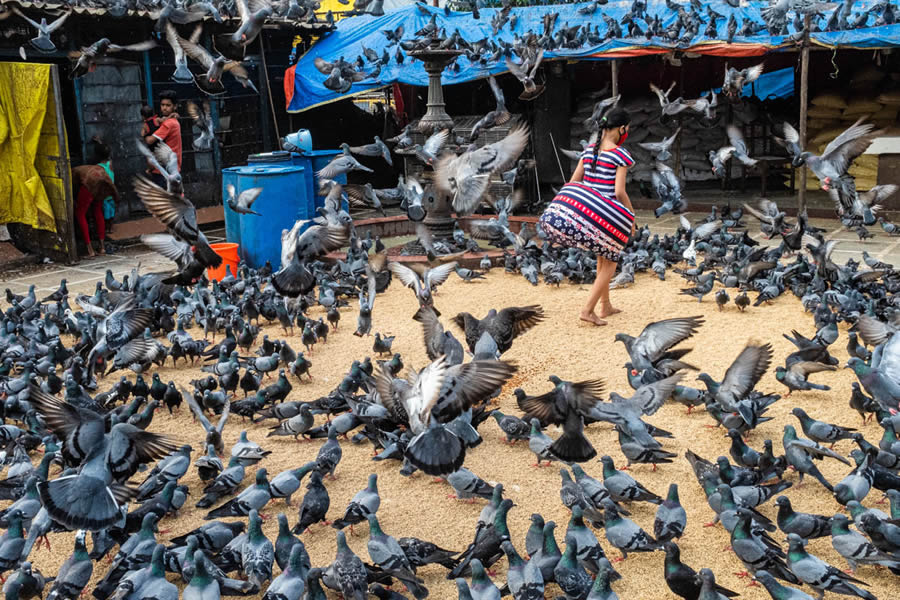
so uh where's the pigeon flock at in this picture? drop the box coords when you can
[3,119,900,600]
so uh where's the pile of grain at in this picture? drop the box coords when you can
[14,272,898,600]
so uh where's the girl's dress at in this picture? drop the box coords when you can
[539,145,636,261]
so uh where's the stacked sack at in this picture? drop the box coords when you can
[796,65,900,192]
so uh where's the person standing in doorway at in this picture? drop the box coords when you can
[143,90,182,189]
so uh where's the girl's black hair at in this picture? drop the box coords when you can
[592,107,631,160]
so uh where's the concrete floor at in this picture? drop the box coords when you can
[2,210,900,298]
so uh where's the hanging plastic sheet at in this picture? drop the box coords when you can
[0,62,57,232]
[286,1,900,113]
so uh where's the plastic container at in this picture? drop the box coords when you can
[290,150,348,212]
[206,242,240,282]
[221,164,310,269]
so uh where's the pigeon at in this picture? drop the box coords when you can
[240,509,274,590]
[447,468,495,502]
[205,467,271,519]
[69,37,157,79]
[185,100,215,150]
[722,63,764,97]
[263,543,307,600]
[451,306,544,355]
[12,8,70,52]
[663,541,738,600]
[490,410,530,444]
[348,137,392,167]
[470,76,512,143]
[599,456,662,504]
[830,513,900,574]
[293,471,330,534]
[365,514,427,599]
[317,144,375,179]
[435,125,530,215]
[775,496,832,539]
[227,185,262,216]
[654,483,687,543]
[777,363,835,394]
[324,531,367,600]
[315,427,343,479]
[178,37,255,95]
[601,505,660,560]
[519,376,605,462]
[791,408,855,445]
[332,473,380,531]
[134,176,221,268]
[614,316,704,372]
[786,533,876,600]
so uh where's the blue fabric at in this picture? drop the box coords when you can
[288,1,900,112]
[744,66,795,100]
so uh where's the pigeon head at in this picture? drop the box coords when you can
[663,540,680,559]
[793,151,811,168]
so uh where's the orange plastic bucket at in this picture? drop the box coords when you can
[206,243,240,282]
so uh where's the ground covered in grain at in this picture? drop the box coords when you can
[13,270,900,600]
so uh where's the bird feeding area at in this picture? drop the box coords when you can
[5,250,900,600]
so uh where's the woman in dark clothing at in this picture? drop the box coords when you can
[539,108,636,326]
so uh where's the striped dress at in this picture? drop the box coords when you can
[539,145,636,261]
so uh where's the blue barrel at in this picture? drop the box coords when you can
[221,164,310,269]
[292,149,347,211]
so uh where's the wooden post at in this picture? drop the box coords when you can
[611,59,619,97]
[798,14,812,218]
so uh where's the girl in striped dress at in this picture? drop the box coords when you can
[539,108,636,326]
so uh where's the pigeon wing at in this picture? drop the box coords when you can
[629,316,704,365]
[717,343,772,402]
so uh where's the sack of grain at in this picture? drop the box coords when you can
[811,92,847,109]
[808,106,844,119]
[877,91,900,106]
[843,98,884,117]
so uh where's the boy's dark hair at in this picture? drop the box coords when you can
[159,90,178,103]
[140,105,155,119]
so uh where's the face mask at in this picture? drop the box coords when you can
[618,128,629,144]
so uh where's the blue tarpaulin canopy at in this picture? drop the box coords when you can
[285,1,900,112]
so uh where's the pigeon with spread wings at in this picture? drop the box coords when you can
[179,37,255,95]
[70,38,157,79]
[376,356,517,475]
[435,125,530,216]
[134,175,222,270]
[186,100,215,151]
[12,8,70,53]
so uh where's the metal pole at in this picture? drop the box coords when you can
[798,15,812,218]
[548,130,566,182]
[142,51,153,105]
[610,59,619,97]
[259,36,281,149]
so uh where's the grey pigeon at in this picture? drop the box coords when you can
[775,496,831,539]
[269,462,316,505]
[601,505,660,560]
[292,471,330,534]
[45,530,93,600]
[324,531,367,600]
[315,426,342,478]
[448,468,494,502]
[262,543,307,600]
[241,510,274,590]
[332,473,380,531]
[599,456,662,504]
[786,532,876,600]
[366,514,427,599]
[555,535,592,600]
[830,513,900,574]
[654,483,687,543]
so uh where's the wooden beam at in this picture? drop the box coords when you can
[611,59,619,97]
[798,14,812,218]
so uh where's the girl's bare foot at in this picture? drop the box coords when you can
[98,244,106,255]
[85,247,95,258]
[579,311,607,326]
[599,305,622,318]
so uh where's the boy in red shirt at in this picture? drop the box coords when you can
[143,90,182,189]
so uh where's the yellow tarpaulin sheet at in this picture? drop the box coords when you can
[0,62,57,233]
